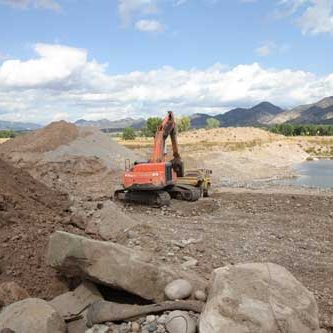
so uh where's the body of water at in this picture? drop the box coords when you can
[280,159,333,189]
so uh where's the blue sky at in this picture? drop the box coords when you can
[0,0,332,124]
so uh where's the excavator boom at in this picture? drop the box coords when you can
[150,111,180,163]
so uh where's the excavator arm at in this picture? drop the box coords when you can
[150,111,184,177]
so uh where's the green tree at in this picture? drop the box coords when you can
[206,118,220,129]
[177,116,191,133]
[0,130,16,138]
[122,127,136,140]
[141,117,163,137]
[268,124,333,136]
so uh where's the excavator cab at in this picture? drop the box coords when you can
[123,161,176,190]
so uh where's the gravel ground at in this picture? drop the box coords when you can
[116,188,333,330]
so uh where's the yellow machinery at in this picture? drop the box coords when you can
[176,168,212,197]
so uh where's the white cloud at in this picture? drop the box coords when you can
[135,19,164,32]
[278,0,333,35]
[0,0,61,11]
[0,43,332,124]
[298,0,333,34]
[255,41,290,57]
[118,0,158,25]
[255,41,277,57]
[0,44,89,88]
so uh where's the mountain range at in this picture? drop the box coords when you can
[191,102,284,128]
[74,117,146,130]
[190,97,333,128]
[267,96,333,125]
[1,96,332,131]
[0,120,41,131]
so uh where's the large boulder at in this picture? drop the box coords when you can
[0,282,29,308]
[200,263,320,333]
[47,231,207,302]
[0,298,66,333]
[85,201,140,239]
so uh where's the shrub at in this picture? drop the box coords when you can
[141,117,163,137]
[122,127,136,140]
[177,116,191,133]
[206,118,220,129]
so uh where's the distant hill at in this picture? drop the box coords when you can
[0,120,41,131]
[190,113,213,128]
[217,102,284,127]
[73,97,333,132]
[75,118,146,130]
[270,97,333,125]
[190,102,284,128]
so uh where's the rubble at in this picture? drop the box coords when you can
[47,231,207,302]
[49,281,102,320]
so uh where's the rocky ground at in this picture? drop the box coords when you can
[112,189,333,329]
[0,123,332,332]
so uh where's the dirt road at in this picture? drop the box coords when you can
[117,188,333,330]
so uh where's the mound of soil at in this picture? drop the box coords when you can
[44,126,139,170]
[0,124,140,202]
[179,127,282,144]
[0,120,79,154]
[0,158,82,300]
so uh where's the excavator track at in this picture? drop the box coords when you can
[167,184,201,202]
[114,189,171,207]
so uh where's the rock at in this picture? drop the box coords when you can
[165,310,196,333]
[194,290,207,302]
[49,280,102,320]
[146,315,156,323]
[85,324,109,333]
[47,231,206,302]
[157,314,168,324]
[181,257,198,269]
[86,201,140,239]
[0,298,66,333]
[49,281,103,333]
[0,282,29,307]
[131,322,141,332]
[165,279,193,300]
[127,230,138,239]
[199,263,320,333]
[146,323,157,332]
[0,329,15,333]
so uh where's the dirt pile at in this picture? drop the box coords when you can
[0,158,83,300]
[0,122,140,202]
[0,121,79,155]
[179,127,282,144]
[44,126,139,169]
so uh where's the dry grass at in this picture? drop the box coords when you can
[0,138,9,144]
[117,129,333,159]
[116,127,278,152]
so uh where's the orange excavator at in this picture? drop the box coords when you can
[114,111,201,206]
